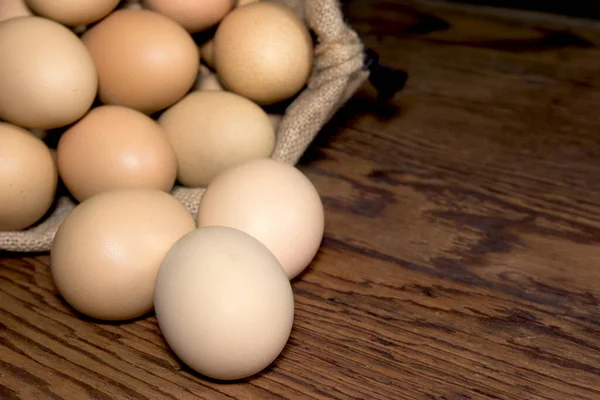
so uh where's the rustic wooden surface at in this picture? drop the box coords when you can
[442,0,600,20]
[2,1,600,399]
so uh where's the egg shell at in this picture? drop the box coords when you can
[158,91,275,187]
[200,39,215,69]
[81,9,200,115]
[213,2,313,105]
[25,0,120,26]
[50,188,196,321]
[196,158,324,279]
[56,105,178,203]
[142,0,235,33]
[0,16,98,130]
[0,0,32,22]
[154,226,294,381]
[0,122,58,231]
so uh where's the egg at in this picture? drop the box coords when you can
[0,0,32,22]
[213,2,313,105]
[50,188,196,321]
[154,226,294,380]
[0,16,97,130]
[81,9,199,115]
[142,0,235,33]
[25,0,120,26]
[0,122,58,232]
[57,105,178,203]
[197,158,324,279]
[200,39,215,69]
[158,91,274,187]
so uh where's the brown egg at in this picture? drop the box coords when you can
[142,0,235,33]
[57,105,178,203]
[50,188,196,321]
[0,16,98,130]
[200,39,215,69]
[81,9,199,115]
[213,2,313,105]
[154,226,294,380]
[0,122,57,231]
[159,91,274,187]
[197,158,324,279]
[25,0,120,26]
[0,0,32,22]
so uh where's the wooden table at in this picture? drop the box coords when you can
[2,1,600,398]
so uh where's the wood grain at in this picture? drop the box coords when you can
[2,1,600,398]
[441,0,600,20]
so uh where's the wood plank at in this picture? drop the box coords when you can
[440,0,600,20]
[2,1,600,398]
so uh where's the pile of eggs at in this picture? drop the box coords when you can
[0,0,324,381]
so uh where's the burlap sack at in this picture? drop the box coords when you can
[0,0,370,253]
